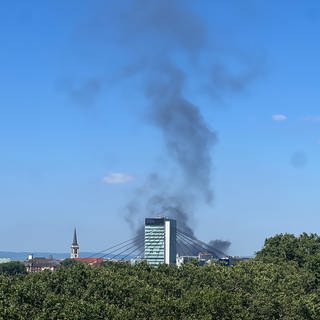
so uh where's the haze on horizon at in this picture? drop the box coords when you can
[1,0,320,256]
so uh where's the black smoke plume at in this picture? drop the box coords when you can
[73,0,261,255]
[208,240,231,253]
[118,0,228,253]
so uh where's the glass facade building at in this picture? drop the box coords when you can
[144,217,176,266]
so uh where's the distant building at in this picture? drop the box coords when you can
[130,256,144,265]
[69,228,104,265]
[73,258,104,266]
[198,252,213,261]
[144,217,176,266]
[176,255,197,267]
[24,255,60,273]
[70,228,79,258]
[222,256,251,266]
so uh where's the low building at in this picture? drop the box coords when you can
[24,255,60,272]
[130,256,145,265]
[72,258,104,266]
[176,255,198,267]
[176,252,216,267]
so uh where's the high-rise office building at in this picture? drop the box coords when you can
[144,217,176,266]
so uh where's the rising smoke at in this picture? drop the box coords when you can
[116,0,251,254]
[70,0,260,254]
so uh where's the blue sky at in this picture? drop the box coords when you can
[1,0,320,256]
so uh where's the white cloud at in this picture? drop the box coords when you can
[272,114,287,121]
[102,172,133,184]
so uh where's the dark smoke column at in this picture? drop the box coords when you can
[108,0,244,253]
[147,63,216,204]
[121,0,218,236]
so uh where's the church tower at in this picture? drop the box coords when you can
[70,228,79,258]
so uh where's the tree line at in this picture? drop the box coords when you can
[1,233,320,319]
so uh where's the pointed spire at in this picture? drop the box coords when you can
[72,228,78,246]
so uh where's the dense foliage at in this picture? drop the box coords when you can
[0,261,26,276]
[1,233,320,319]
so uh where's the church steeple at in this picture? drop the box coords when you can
[70,228,79,258]
[72,228,78,246]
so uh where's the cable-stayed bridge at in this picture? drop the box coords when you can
[86,228,226,263]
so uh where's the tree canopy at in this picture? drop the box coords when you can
[1,233,320,319]
[0,261,26,276]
